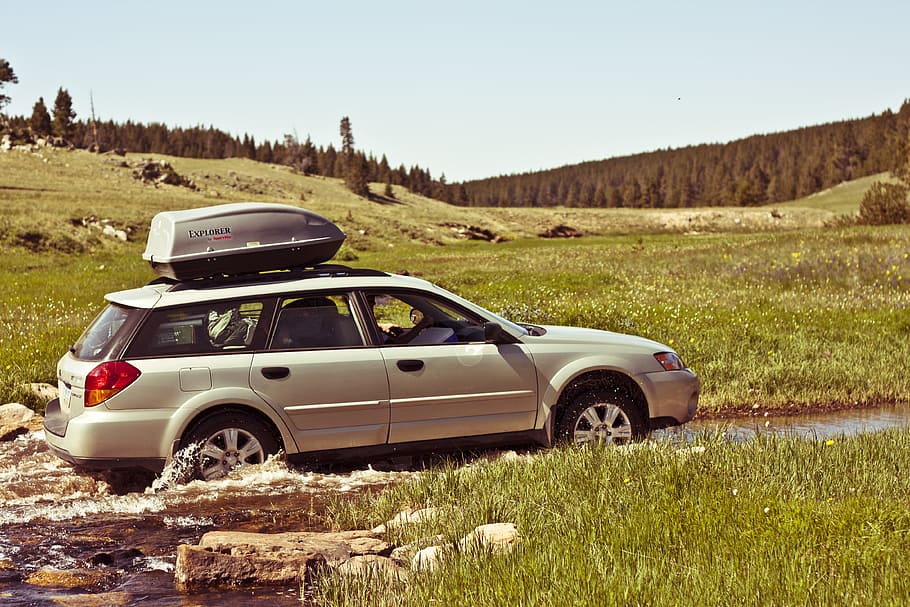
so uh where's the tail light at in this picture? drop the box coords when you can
[85,362,141,407]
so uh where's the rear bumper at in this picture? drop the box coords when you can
[43,397,174,471]
[43,438,166,472]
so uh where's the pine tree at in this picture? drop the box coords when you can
[339,116,369,197]
[29,97,52,137]
[51,87,76,140]
[0,57,17,110]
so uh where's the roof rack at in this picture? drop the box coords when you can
[145,264,389,292]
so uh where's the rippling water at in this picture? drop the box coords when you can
[3,406,910,606]
[0,431,418,606]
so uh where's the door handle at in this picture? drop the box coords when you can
[261,366,290,380]
[397,359,425,372]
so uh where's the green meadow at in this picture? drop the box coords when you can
[0,148,908,414]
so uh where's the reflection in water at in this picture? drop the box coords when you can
[2,406,910,605]
[676,405,910,441]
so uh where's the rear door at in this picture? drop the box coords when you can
[250,293,390,451]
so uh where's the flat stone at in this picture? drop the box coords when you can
[176,529,388,591]
[25,567,111,589]
[47,592,133,607]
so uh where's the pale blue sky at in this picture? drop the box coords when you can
[3,0,909,181]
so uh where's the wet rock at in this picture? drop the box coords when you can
[25,567,111,589]
[175,529,388,590]
[46,591,133,606]
[90,547,144,568]
[0,403,35,441]
[0,558,19,583]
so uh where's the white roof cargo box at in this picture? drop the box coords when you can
[142,202,346,280]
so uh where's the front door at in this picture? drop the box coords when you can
[364,291,538,444]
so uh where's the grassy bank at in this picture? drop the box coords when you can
[316,429,910,606]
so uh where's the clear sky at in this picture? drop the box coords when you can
[3,0,909,182]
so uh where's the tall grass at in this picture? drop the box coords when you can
[315,429,910,606]
[1,225,908,413]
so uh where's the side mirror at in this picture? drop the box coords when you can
[483,322,506,343]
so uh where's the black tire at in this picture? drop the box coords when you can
[181,411,279,481]
[556,390,646,446]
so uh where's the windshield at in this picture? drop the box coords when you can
[427,284,529,337]
[72,304,141,361]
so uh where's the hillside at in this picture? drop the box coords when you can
[450,101,910,210]
[0,146,866,259]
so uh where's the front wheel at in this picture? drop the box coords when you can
[556,391,646,446]
[182,411,279,480]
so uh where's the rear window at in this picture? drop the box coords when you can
[72,304,141,361]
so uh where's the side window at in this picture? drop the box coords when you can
[270,293,363,349]
[128,300,265,357]
[366,292,486,345]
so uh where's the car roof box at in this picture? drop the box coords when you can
[142,202,346,280]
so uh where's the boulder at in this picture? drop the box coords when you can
[23,382,58,402]
[0,403,35,441]
[333,554,408,582]
[411,544,450,573]
[175,529,388,590]
[458,522,522,554]
[372,507,442,534]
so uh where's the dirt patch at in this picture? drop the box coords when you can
[538,224,582,238]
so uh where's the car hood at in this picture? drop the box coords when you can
[526,324,670,352]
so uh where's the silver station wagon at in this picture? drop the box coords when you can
[44,203,699,481]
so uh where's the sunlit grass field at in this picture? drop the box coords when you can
[0,148,907,413]
[317,430,910,606]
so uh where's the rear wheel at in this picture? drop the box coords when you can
[182,411,279,480]
[556,390,645,446]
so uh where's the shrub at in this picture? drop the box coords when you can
[859,181,910,225]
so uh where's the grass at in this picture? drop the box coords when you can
[1,148,908,412]
[315,430,910,606]
[777,172,901,215]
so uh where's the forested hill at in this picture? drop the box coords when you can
[447,100,910,209]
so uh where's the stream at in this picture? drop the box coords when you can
[2,405,909,606]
